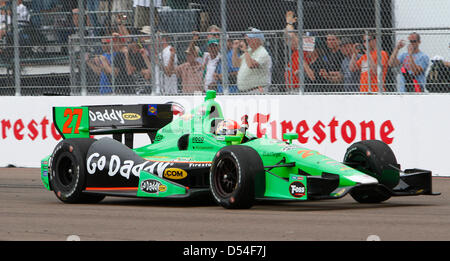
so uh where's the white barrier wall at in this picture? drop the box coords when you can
[0,95,449,176]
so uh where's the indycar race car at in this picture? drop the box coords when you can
[40,91,439,208]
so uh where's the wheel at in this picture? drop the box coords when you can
[49,138,105,204]
[344,140,399,203]
[209,145,264,209]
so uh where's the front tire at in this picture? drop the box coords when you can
[49,138,105,203]
[344,140,399,203]
[209,145,264,209]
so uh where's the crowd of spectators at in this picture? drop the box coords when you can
[0,1,449,94]
[283,11,450,93]
[0,0,30,38]
[77,6,450,94]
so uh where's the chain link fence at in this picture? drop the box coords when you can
[0,0,449,96]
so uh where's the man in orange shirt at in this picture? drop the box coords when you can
[283,11,310,90]
[350,33,389,92]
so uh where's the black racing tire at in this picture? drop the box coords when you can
[344,140,399,203]
[209,145,264,209]
[49,138,105,204]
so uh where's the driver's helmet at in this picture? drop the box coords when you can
[216,119,241,136]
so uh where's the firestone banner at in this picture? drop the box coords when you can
[0,95,449,176]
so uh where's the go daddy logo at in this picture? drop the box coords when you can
[164,168,188,179]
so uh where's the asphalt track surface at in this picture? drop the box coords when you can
[1,168,449,241]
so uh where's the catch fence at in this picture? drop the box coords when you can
[0,0,448,96]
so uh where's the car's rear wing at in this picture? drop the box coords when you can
[53,104,173,147]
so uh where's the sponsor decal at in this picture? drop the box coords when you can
[254,113,395,144]
[164,168,188,180]
[89,109,124,124]
[122,113,141,121]
[86,153,172,179]
[148,105,157,116]
[291,176,304,181]
[262,152,282,157]
[192,136,204,143]
[140,179,166,194]
[154,134,164,142]
[289,181,306,198]
[188,163,212,168]
[281,144,301,152]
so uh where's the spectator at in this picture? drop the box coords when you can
[16,0,30,25]
[155,32,178,94]
[189,25,221,59]
[206,24,221,40]
[175,46,204,93]
[283,10,311,90]
[85,40,112,94]
[426,55,450,93]
[86,34,124,94]
[0,0,30,29]
[214,38,240,93]
[320,33,345,91]
[350,33,389,92]
[186,31,204,62]
[0,1,10,39]
[202,38,221,91]
[136,26,155,86]
[83,53,100,91]
[112,0,132,27]
[110,36,131,93]
[303,46,327,92]
[340,37,361,92]
[115,35,153,94]
[388,32,429,92]
[232,28,271,93]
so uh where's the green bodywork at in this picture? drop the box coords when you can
[41,90,378,201]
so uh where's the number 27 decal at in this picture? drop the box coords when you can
[63,108,83,134]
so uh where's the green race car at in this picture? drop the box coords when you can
[40,91,439,208]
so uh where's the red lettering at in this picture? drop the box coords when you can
[328,117,339,143]
[380,120,395,144]
[360,121,375,141]
[0,116,62,141]
[51,123,62,141]
[270,120,277,139]
[1,119,11,139]
[13,119,25,140]
[313,120,326,144]
[253,113,270,138]
[27,120,39,141]
[280,120,293,141]
[341,120,356,143]
[40,117,49,140]
[295,120,309,143]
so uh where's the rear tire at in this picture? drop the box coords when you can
[344,140,399,203]
[49,138,105,203]
[209,145,264,209]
